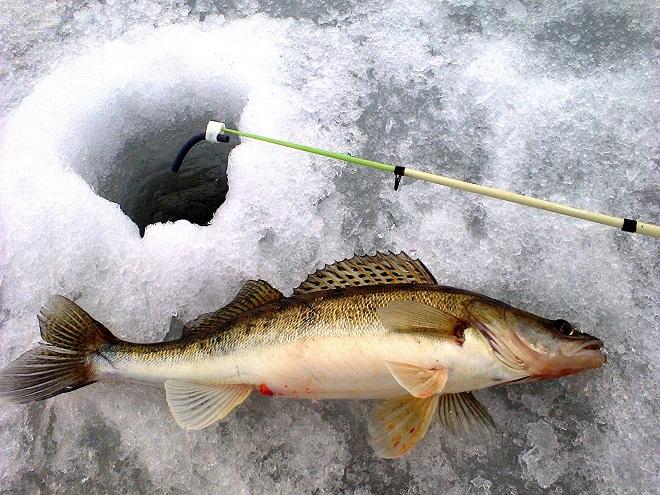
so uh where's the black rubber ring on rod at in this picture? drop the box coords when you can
[621,218,637,233]
[393,165,406,191]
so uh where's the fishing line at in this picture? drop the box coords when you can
[172,121,659,239]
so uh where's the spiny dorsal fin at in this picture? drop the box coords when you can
[181,280,283,339]
[293,252,436,295]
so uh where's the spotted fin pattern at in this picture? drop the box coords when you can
[368,395,439,458]
[294,252,436,295]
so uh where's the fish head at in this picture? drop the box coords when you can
[468,299,606,381]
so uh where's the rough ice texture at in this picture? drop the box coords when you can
[0,1,658,494]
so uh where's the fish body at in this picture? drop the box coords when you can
[0,253,605,457]
[95,286,517,399]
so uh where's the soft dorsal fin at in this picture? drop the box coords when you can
[293,252,436,295]
[181,280,283,339]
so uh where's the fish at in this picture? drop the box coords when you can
[0,252,605,458]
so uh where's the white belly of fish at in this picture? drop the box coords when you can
[100,327,516,399]
[228,327,515,399]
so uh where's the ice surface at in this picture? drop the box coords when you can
[0,1,658,493]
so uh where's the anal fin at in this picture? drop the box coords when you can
[385,362,448,398]
[437,392,495,436]
[165,380,252,430]
[368,395,439,459]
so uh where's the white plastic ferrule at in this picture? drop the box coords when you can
[205,121,226,142]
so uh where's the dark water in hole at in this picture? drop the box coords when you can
[121,162,229,236]
[93,119,239,236]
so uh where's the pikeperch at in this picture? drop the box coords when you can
[0,253,605,458]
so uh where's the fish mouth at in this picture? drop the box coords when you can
[570,338,606,367]
[527,339,606,381]
[580,339,603,352]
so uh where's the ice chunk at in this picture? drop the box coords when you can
[520,421,562,489]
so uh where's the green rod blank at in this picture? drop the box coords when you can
[220,126,660,239]
[222,128,395,173]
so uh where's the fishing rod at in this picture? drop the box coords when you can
[172,120,660,239]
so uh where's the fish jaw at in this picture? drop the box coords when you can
[530,338,606,380]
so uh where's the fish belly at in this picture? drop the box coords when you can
[231,335,413,399]
[232,326,518,399]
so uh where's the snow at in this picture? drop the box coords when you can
[0,1,658,493]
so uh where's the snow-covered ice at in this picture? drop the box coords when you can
[0,1,657,493]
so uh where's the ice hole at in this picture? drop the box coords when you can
[61,92,246,236]
[98,118,239,236]
[12,27,257,237]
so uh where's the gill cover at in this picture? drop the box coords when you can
[467,300,534,376]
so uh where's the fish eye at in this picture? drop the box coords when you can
[555,319,575,336]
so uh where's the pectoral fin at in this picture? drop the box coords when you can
[385,362,448,398]
[368,395,439,458]
[164,380,252,430]
[437,392,496,436]
[377,301,466,341]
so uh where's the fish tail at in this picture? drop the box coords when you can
[0,295,120,404]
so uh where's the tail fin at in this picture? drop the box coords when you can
[0,295,119,404]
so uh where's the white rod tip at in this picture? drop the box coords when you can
[205,121,226,142]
